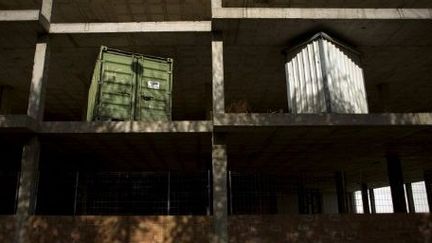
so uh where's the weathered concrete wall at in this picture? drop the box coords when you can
[1,214,432,242]
[0,216,211,243]
[229,214,432,243]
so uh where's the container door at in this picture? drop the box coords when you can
[96,51,136,121]
[136,57,172,121]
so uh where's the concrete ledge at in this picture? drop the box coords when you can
[0,115,38,133]
[49,21,212,34]
[214,113,432,128]
[39,121,213,134]
[212,8,432,19]
[0,10,40,22]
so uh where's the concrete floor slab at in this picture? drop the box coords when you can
[51,0,211,23]
[39,121,213,133]
[0,0,41,10]
[222,0,432,8]
[39,132,212,171]
[223,121,432,187]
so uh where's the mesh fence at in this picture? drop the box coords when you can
[36,171,211,216]
[228,172,339,215]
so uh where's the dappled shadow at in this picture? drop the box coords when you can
[229,214,432,243]
[23,216,211,243]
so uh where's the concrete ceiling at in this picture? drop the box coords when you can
[0,22,39,114]
[223,0,432,8]
[45,32,212,121]
[215,19,432,113]
[0,0,40,10]
[225,126,432,188]
[39,133,212,172]
[51,0,211,23]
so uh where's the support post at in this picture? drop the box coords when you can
[15,137,41,243]
[424,170,432,212]
[211,0,222,9]
[335,171,348,214]
[369,188,376,213]
[405,183,415,213]
[212,134,228,243]
[39,0,53,31]
[27,36,50,121]
[361,183,370,214]
[386,154,407,213]
[212,32,225,115]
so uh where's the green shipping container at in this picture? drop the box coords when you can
[86,46,173,121]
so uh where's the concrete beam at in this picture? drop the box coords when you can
[213,113,432,128]
[212,8,432,19]
[212,134,228,243]
[0,115,38,132]
[386,154,407,213]
[0,10,39,21]
[335,171,348,214]
[212,33,225,114]
[39,121,213,134]
[49,21,212,34]
[361,183,370,214]
[27,36,50,121]
[15,136,41,243]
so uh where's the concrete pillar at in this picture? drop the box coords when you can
[212,32,225,114]
[0,85,13,114]
[361,183,370,214]
[386,154,407,213]
[424,170,432,212]
[39,0,52,31]
[369,188,376,213]
[211,0,222,9]
[335,171,348,214]
[405,183,415,213]
[15,137,41,243]
[212,134,228,243]
[27,36,50,121]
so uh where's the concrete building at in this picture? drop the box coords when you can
[1,0,432,242]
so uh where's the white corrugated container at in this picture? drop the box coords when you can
[284,32,368,114]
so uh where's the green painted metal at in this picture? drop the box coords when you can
[86,46,173,121]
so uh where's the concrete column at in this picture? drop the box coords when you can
[212,32,225,114]
[0,85,13,114]
[211,0,222,9]
[386,154,407,213]
[335,171,348,214]
[15,137,41,243]
[27,36,50,121]
[405,183,415,213]
[39,0,53,31]
[361,183,370,214]
[369,188,376,213]
[424,170,432,211]
[212,134,228,243]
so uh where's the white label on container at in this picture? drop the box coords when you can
[147,81,160,90]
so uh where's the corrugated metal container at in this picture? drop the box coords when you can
[284,32,368,114]
[87,46,173,121]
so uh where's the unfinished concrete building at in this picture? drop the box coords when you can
[1,0,432,242]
